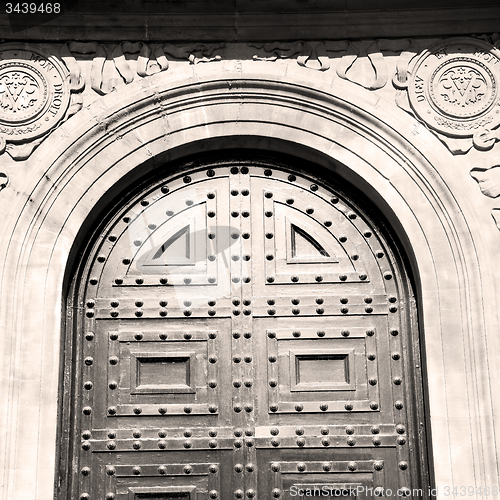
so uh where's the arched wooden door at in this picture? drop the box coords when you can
[62,157,429,500]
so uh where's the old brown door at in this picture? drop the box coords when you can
[62,157,429,500]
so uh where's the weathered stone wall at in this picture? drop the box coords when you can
[1,33,500,499]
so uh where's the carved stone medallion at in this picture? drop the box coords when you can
[407,38,500,137]
[0,43,71,144]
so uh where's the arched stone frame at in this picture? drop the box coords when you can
[0,60,499,500]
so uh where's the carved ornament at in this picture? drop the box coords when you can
[0,43,81,160]
[400,38,500,150]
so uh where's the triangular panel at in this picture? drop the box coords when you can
[291,224,330,259]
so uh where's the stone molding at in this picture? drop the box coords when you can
[1,36,499,161]
[0,61,499,499]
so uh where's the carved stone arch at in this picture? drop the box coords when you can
[0,62,497,499]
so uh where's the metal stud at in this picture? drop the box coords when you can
[324,221,332,227]
[297,462,306,472]
[320,403,328,411]
[288,174,296,182]
[396,424,406,434]
[320,427,329,435]
[133,406,142,414]
[209,491,218,499]
[306,207,314,214]
[107,406,116,415]
[339,235,347,243]
[372,436,381,446]
[158,440,167,449]
[399,461,408,470]
[108,431,116,439]
[107,441,116,450]
[395,401,404,410]
[234,490,244,499]
[83,406,92,415]
[184,465,193,474]
[317,330,326,337]
[293,331,301,337]
[322,462,332,472]
[105,494,115,500]
[322,437,330,446]
[310,184,318,191]
[269,379,277,387]
[270,405,278,413]
[347,461,358,471]
[341,329,350,337]
[184,406,192,413]
[246,490,256,498]
[234,439,243,448]
[80,494,90,500]
[369,378,378,385]
[370,402,379,410]
[133,441,141,450]
[347,436,356,446]
[392,352,401,360]
[233,405,242,413]
[158,465,167,474]
[397,436,406,445]
[86,332,95,341]
[183,440,193,449]
[345,403,353,411]
[209,464,218,473]
[81,441,91,450]
[286,198,294,205]
[367,354,376,361]
[81,467,91,476]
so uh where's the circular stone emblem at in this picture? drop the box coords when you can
[0,44,70,142]
[408,38,500,137]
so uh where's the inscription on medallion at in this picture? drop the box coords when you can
[407,38,500,137]
[0,44,70,143]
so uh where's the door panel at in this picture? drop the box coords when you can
[67,161,426,500]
